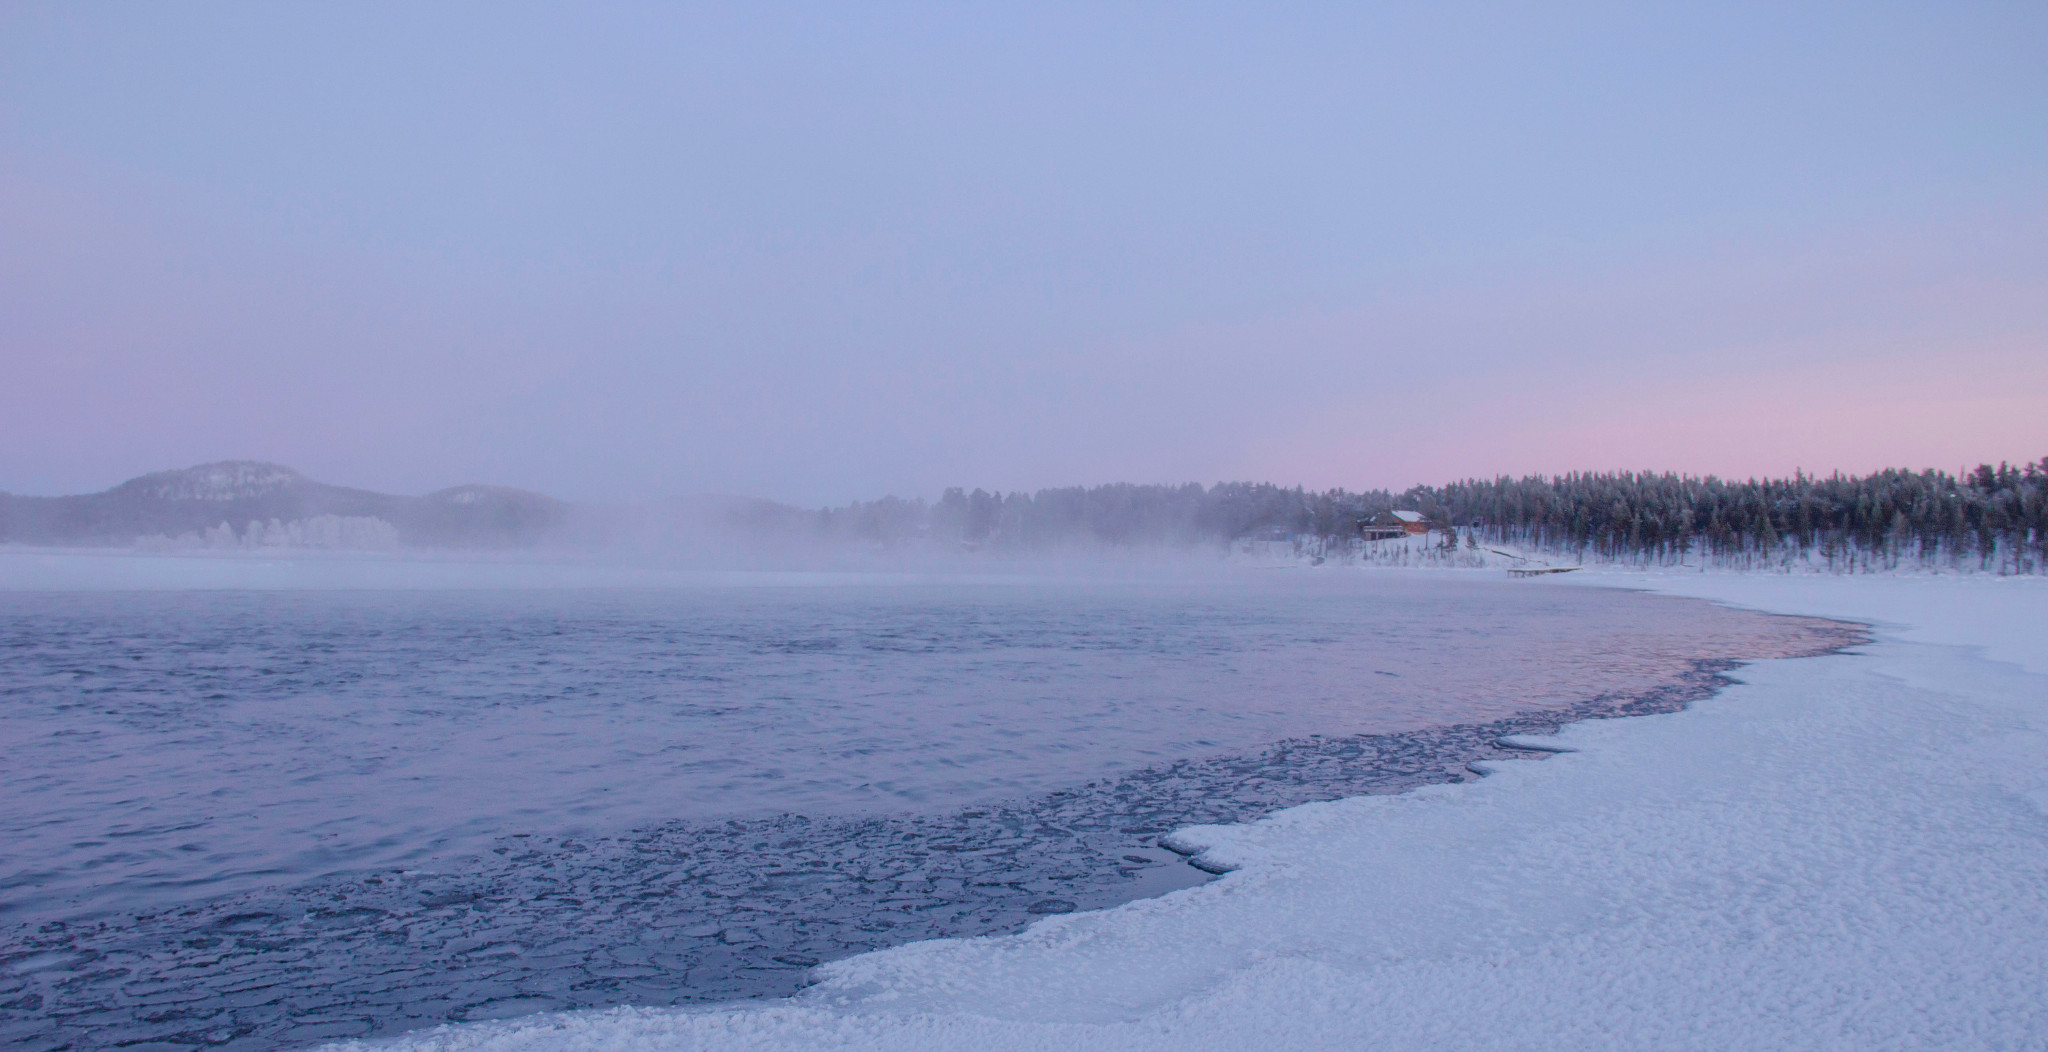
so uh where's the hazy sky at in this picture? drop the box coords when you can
[4,3,2044,503]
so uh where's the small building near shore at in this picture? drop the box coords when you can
[1360,510,1432,539]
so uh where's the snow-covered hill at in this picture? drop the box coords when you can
[0,462,566,550]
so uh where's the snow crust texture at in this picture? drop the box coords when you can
[342,576,2048,1051]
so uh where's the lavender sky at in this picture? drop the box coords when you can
[3,3,2044,504]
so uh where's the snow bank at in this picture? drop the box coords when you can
[1232,527,2044,576]
[1564,570,2048,675]
[335,575,2048,1051]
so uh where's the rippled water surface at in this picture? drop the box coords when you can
[0,570,1854,1049]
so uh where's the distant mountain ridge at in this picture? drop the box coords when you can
[0,462,567,549]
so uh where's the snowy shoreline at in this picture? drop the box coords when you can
[329,572,2048,1051]
[3,569,1843,1051]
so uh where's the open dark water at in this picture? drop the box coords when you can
[0,572,1855,1050]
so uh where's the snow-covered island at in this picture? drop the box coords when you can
[326,571,2047,1051]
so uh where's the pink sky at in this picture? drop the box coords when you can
[2,4,2043,502]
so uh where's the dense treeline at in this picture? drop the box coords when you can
[1419,461,2048,572]
[804,460,2048,573]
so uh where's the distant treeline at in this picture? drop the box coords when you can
[805,482,1392,550]
[1417,462,2048,571]
[800,460,2048,572]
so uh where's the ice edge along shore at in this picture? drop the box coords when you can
[325,571,2048,1052]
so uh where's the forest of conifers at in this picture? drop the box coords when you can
[804,460,2048,572]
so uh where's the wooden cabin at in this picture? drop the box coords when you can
[1360,510,1432,539]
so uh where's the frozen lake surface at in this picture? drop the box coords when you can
[0,568,1849,1049]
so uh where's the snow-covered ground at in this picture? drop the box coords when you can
[325,572,2047,1051]
[1238,530,2045,577]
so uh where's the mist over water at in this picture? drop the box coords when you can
[4,572,1829,925]
[0,565,1861,1049]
